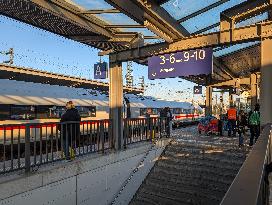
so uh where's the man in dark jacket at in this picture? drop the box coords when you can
[165,107,173,137]
[60,101,81,160]
[237,110,247,147]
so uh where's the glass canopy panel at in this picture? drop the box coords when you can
[214,41,259,57]
[162,0,219,20]
[124,28,159,37]
[95,13,138,25]
[180,0,246,34]
[236,13,268,28]
[69,0,158,37]
[71,0,114,9]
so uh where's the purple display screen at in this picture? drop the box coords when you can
[94,62,108,79]
[148,48,213,80]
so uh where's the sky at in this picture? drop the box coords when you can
[0,0,266,105]
[0,15,199,103]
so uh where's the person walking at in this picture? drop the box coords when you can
[248,103,260,146]
[237,110,247,147]
[227,105,237,137]
[60,101,81,160]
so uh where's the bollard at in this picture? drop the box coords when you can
[25,124,31,173]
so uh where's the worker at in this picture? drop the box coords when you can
[227,105,237,137]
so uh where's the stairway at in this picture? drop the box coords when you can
[129,138,249,205]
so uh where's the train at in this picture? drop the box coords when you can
[0,79,203,125]
[0,79,203,144]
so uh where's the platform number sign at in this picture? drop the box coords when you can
[148,48,213,80]
[94,62,108,79]
[193,86,202,94]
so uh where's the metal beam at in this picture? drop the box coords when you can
[205,86,213,116]
[80,9,120,14]
[157,0,170,5]
[104,0,190,42]
[144,36,161,39]
[211,77,250,87]
[177,0,230,23]
[32,0,114,37]
[191,22,220,35]
[0,64,144,93]
[222,0,272,23]
[105,25,146,28]
[110,21,272,63]
[213,57,237,79]
[250,73,258,110]
[0,0,139,50]
[68,35,110,42]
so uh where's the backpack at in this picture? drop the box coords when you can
[249,111,260,125]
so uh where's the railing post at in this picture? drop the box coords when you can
[100,120,105,153]
[25,124,31,173]
[159,117,162,138]
[123,119,127,149]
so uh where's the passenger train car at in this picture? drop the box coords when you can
[0,79,203,126]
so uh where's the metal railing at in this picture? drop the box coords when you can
[124,117,169,146]
[221,124,272,205]
[0,120,112,174]
[0,117,171,174]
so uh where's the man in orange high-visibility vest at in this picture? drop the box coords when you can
[227,105,237,137]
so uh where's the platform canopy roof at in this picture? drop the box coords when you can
[0,0,271,87]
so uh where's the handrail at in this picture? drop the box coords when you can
[0,118,165,174]
[220,124,272,205]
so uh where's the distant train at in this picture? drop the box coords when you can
[0,79,203,126]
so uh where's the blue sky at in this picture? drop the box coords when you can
[0,15,200,103]
[0,0,264,105]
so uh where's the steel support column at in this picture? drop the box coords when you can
[109,62,123,150]
[260,37,272,125]
[229,93,234,107]
[205,86,213,116]
[250,73,258,110]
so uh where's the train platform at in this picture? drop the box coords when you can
[0,134,171,205]
[0,125,263,205]
[131,126,250,205]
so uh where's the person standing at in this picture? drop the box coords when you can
[237,110,247,147]
[165,107,173,137]
[248,104,260,146]
[227,105,237,137]
[60,101,81,160]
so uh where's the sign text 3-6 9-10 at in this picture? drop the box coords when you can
[148,48,213,80]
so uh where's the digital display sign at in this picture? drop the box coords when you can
[94,62,108,79]
[148,48,213,80]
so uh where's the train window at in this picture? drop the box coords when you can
[140,108,147,116]
[36,105,65,119]
[50,106,66,118]
[0,104,10,120]
[152,108,157,115]
[10,105,36,120]
[76,106,96,117]
[173,108,183,114]
[36,105,50,119]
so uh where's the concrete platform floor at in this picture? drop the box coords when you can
[130,126,251,205]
